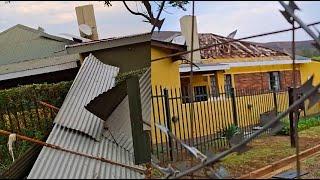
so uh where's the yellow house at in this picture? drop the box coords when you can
[150,30,320,145]
[64,29,320,146]
[153,31,313,95]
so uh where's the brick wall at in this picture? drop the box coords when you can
[234,72,270,90]
[279,70,301,90]
[234,70,301,90]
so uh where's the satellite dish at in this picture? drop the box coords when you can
[79,24,93,36]
[172,35,186,45]
[60,33,91,43]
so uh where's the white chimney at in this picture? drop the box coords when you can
[180,15,201,63]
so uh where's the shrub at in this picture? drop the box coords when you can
[0,81,72,174]
[224,124,240,141]
[115,67,149,85]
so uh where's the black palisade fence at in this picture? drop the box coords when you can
[0,81,72,137]
[151,85,290,163]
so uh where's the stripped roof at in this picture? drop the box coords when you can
[28,54,145,179]
[152,31,288,59]
[66,30,287,60]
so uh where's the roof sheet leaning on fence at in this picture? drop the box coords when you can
[53,53,119,141]
[28,54,145,179]
[103,67,151,154]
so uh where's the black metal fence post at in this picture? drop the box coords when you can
[126,76,151,164]
[163,88,173,161]
[288,87,296,147]
[273,89,278,114]
[230,87,238,126]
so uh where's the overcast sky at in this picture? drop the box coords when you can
[1,1,320,43]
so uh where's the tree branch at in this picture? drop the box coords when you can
[150,1,165,33]
[142,1,154,19]
[122,1,150,21]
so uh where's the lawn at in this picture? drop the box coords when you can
[151,124,320,178]
[300,152,320,179]
[217,125,320,178]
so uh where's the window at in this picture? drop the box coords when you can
[180,77,191,103]
[269,72,281,91]
[194,86,208,102]
[224,74,233,96]
[210,74,219,97]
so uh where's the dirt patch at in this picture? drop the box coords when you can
[219,136,320,178]
[301,152,320,178]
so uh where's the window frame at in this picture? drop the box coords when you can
[209,73,220,97]
[224,74,233,96]
[268,71,281,91]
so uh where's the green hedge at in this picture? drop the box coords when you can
[0,81,73,132]
[0,81,73,108]
[278,115,320,135]
[0,81,73,174]
[115,67,149,85]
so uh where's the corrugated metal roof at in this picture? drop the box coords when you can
[66,32,151,48]
[104,96,133,153]
[0,61,78,81]
[139,68,151,131]
[65,33,152,55]
[28,125,144,179]
[103,67,151,154]
[54,54,119,140]
[0,54,80,75]
[28,54,144,179]
[0,24,74,66]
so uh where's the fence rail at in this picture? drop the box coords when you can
[0,87,68,137]
[151,86,291,162]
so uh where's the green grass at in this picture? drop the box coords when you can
[278,115,320,136]
[216,125,320,177]
[312,56,320,61]
[299,124,320,139]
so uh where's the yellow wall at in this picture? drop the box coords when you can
[150,54,320,144]
[181,64,299,93]
[151,89,290,144]
[300,61,320,85]
[225,64,296,74]
[151,47,181,89]
[203,56,290,64]
[300,61,320,115]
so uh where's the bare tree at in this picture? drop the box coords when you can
[104,1,189,31]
